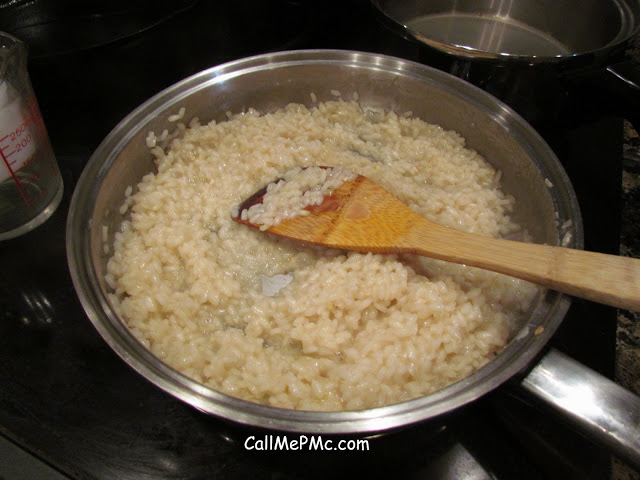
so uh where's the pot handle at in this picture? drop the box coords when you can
[520,348,640,469]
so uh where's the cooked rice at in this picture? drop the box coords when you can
[106,99,537,411]
[236,166,357,230]
[168,107,186,123]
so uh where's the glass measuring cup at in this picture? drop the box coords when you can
[0,31,63,240]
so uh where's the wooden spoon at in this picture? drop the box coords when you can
[233,173,640,311]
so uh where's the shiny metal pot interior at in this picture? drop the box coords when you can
[68,50,580,433]
[371,0,640,60]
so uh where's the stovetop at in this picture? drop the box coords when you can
[0,1,622,478]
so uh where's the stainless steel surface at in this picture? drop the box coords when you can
[406,13,571,57]
[522,348,640,469]
[67,50,579,432]
[372,0,640,60]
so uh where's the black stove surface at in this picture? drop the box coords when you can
[0,1,621,478]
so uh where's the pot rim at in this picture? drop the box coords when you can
[66,49,581,433]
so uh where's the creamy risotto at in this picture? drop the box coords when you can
[234,166,357,229]
[105,98,537,411]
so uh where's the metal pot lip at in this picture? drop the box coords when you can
[66,48,580,434]
[371,0,640,64]
[399,31,636,64]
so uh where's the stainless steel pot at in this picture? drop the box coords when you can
[372,0,640,60]
[371,0,640,129]
[66,50,640,467]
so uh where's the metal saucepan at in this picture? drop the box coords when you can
[66,50,640,467]
[370,0,640,130]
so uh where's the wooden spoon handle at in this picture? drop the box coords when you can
[403,219,640,311]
